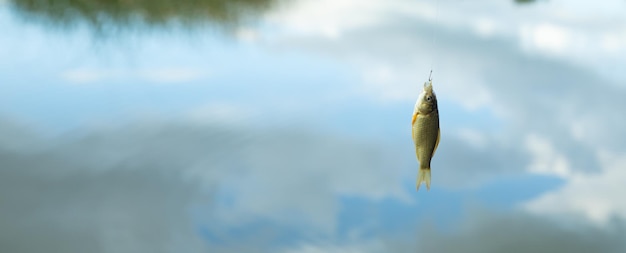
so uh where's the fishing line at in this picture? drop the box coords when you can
[428,0,440,82]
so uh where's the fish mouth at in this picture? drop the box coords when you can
[423,81,433,92]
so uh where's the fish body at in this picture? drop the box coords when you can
[411,80,440,191]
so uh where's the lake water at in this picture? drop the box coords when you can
[2,0,626,252]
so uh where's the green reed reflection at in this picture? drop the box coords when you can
[9,0,280,31]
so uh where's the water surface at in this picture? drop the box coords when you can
[2,0,626,252]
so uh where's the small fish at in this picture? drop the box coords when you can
[411,80,440,191]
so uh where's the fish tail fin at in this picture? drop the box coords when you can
[416,168,431,191]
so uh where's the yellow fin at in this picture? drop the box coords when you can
[432,128,440,157]
[416,169,431,191]
[411,112,418,140]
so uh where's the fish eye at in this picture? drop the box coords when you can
[426,96,432,101]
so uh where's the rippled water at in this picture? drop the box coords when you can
[2,0,626,252]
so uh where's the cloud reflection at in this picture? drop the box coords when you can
[0,117,407,252]
[3,115,623,253]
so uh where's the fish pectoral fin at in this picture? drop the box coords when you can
[432,128,440,158]
[411,112,418,140]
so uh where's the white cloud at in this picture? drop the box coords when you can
[521,23,571,55]
[209,130,412,232]
[260,1,626,218]
[57,121,410,234]
[265,0,626,86]
[266,0,380,39]
[0,116,413,250]
[472,17,498,38]
[525,152,626,225]
[525,134,572,178]
[236,27,259,42]
[265,0,445,40]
